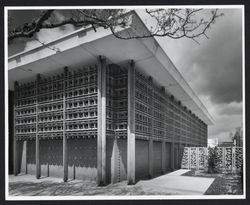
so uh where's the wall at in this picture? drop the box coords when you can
[27,140,36,175]
[68,138,97,180]
[40,139,63,178]
[11,62,208,183]
[153,141,162,176]
[135,139,149,181]
[134,69,207,145]
[165,142,171,171]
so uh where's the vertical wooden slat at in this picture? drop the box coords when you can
[127,60,135,184]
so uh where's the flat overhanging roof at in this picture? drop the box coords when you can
[8,13,214,125]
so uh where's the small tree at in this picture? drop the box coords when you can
[207,146,219,173]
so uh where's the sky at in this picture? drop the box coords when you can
[8,8,243,143]
[154,9,243,143]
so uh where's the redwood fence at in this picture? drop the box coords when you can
[181,147,243,172]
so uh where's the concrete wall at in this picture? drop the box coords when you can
[40,139,63,178]
[106,138,113,183]
[178,144,185,169]
[23,138,99,180]
[116,138,127,182]
[16,140,26,174]
[135,139,149,181]
[153,141,162,176]
[106,138,127,184]
[165,142,171,171]
[68,138,97,180]
[27,140,36,175]
[174,144,179,169]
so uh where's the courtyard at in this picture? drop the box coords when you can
[8,169,243,196]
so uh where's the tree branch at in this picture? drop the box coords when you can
[8,9,222,44]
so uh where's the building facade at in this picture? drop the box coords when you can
[8,12,213,185]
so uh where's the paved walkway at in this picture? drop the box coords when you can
[8,169,215,196]
[136,169,215,195]
[166,169,190,176]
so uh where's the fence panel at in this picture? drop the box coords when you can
[181,147,243,173]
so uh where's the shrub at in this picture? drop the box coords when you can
[207,146,219,173]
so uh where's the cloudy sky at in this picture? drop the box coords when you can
[8,8,243,143]
[154,8,243,143]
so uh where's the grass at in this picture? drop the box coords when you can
[182,170,243,195]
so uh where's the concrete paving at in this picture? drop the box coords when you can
[166,169,191,176]
[136,170,215,195]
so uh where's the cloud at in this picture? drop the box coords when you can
[24,25,75,51]
[8,10,76,55]
[156,8,243,141]
[219,101,242,115]
[206,99,242,141]
[24,11,76,51]
[158,9,242,105]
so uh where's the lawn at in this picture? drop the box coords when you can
[182,170,243,195]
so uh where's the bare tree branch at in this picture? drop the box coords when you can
[8,10,54,42]
[8,9,223,44]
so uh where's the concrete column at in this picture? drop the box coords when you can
[13,82,18,176]
[36,75,41,179]
[148,139,154,178]
[63,67,68,182]
[97,56,107,185]
[127,60,135,185]
[161,140,166,174]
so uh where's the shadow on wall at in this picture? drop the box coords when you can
[107,138,127,184]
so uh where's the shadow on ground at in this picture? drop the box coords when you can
[9,178,174,196]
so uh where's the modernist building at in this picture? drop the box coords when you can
[8,11,213,185]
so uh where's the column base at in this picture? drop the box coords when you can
[127,179,136,185]
[97,181,106,186]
